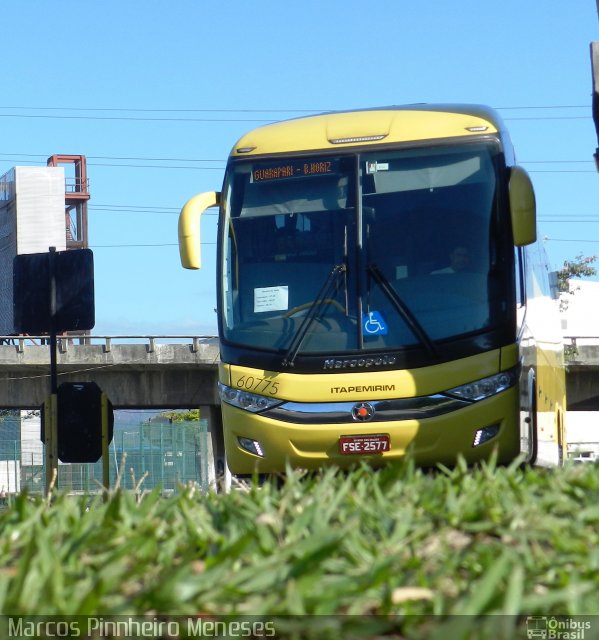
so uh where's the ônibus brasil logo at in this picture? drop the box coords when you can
[525,616,591,639]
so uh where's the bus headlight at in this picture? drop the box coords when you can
[218,382,283,413]
[445,368,518,402]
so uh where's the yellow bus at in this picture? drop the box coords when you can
[178,104,566,477]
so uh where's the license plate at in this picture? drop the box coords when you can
[339,434,390,455]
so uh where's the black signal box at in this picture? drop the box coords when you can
[42,382,114,464]
[13,248,95,334]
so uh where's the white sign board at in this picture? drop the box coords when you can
[254,286,289,313]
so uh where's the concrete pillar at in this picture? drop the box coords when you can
[199,404,224,491]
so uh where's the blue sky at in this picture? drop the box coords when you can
[1,0,598,335]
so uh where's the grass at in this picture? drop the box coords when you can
[1,455,599,638]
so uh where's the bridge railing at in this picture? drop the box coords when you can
[563,336,599,348]
[0,335,219,353]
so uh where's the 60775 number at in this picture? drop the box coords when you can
[235,375,279,396]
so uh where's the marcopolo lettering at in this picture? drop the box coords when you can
[323,355,397,370]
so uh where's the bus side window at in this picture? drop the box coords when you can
[515,247,526,307]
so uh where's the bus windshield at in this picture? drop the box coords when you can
[220,142,511,359]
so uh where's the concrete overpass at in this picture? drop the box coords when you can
[2,334,597,411]
[564,339,599,411]
[0,335,226,488]
[2,334,597,470]
[0,336,220,409]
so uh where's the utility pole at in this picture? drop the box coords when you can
[591,42,599,170]
[44,247,59,494]
[592,0,599,170]
[592,2,599,169]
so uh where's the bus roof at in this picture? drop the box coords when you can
[231,104,507,158]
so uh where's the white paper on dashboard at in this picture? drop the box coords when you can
[254,286,289,313]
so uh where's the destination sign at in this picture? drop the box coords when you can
[252,159,339,182]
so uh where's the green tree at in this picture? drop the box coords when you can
[556,253,597,314]
[556,253,597,293]
[156,409,201,423]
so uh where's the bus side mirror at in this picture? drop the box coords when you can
[509,166,536,246]
[178,192,220,269]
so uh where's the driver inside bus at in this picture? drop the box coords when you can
[431,245,470,274]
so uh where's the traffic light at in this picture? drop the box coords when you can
[55,382,113,463]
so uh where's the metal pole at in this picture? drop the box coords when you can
[49,247,58,396]
[140,424,144,490]
[14,440,18,493]
[43,395,58,495]
[160,425,164,489]
[45,247,59,496]
[101,393,110,497]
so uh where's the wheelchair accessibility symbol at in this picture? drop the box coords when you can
[363,311,388,336]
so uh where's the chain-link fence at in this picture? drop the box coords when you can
[0,420,210,496]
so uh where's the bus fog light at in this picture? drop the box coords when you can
[238,437,265,457]
[472,424,500,447]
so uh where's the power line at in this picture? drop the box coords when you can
[503,116,590,121]
[90,236,599,249]
[0,103,592,124]
[90,206,599,221]
[0,153,224,162]
[89,163,225,170]
[90,240,598,249]
[1,163,595,174]
[91,243,180,248]
[0,153,223,163]
[528,171,596,174]
[0,103,589,113]
[90,242,216,248]
[0,112,589,123]
[494,105,587,110]
[1,152,596,167]
[91,204,179,211]
[0,113,276,123]
[522,159,593,163]
[8,160,591,172]
[544,238,599,243]
[88,205,217,216]
[91,155,224,162]
[0,105,318,114]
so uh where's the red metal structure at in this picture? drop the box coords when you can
[46,155,90,249]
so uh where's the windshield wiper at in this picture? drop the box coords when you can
[282,263,347,368]
[367,263,438,359]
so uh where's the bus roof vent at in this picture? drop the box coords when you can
[326,112,391,145]
[329,134,387,144]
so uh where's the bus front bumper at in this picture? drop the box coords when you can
[222,387,520,474]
